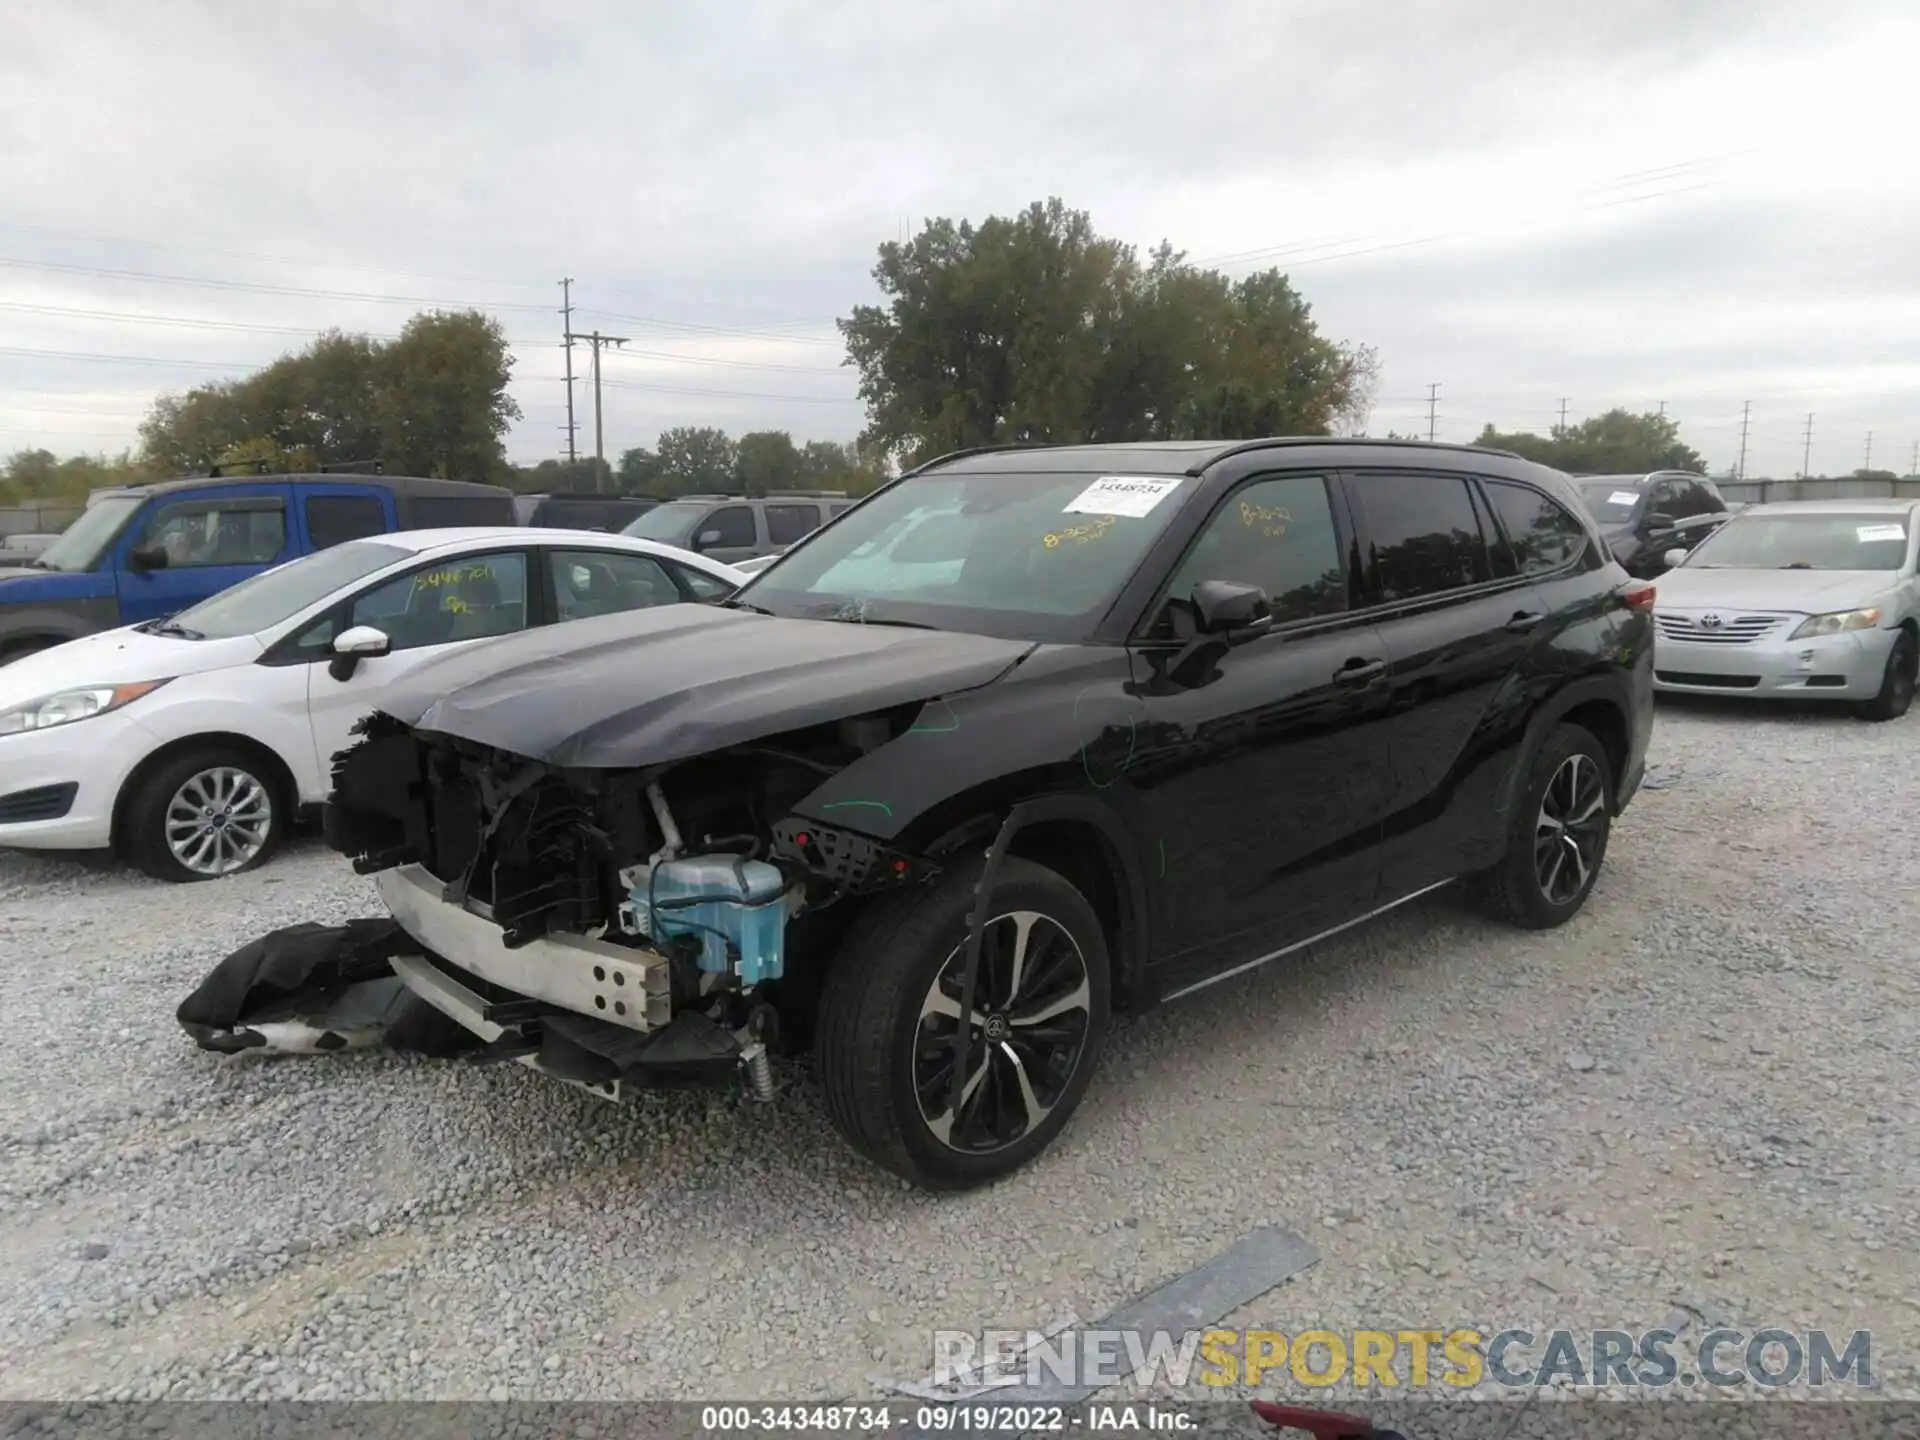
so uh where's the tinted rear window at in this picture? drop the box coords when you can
[406,494,516,528]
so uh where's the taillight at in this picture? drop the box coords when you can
[1621,581,1656,610]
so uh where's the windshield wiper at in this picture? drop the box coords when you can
[1778,562,1813,570]
[822,614,937,630]
[721,597,775,615]
[146,619,206,640]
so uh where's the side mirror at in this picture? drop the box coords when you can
[1663,547,1689,570]
[127,545,168,572]
[1191,579,1273,637]
[328,625,390,681]
[696,529,723,549]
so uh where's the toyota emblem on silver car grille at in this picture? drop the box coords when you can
[1699,613,1724,629]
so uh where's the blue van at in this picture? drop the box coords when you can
[0,472,517,663]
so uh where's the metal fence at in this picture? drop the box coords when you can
[1722,476,1920,505]
[0,503,83,540]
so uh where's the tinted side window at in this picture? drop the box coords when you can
[133,497,287,568]
[1349,472,1493,602]
[1481,480,1590,576]
[764,503,821,546]
[306,494,387,551]
[678,566,734,601]
[348,552,528,651]
[1684,480,1722,515]
[702,506,756,548]
[1160,473,1347,627]
[549,550,678,620]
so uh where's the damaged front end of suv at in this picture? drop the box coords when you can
[320,598,1136,1156]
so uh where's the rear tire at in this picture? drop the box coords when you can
[123,746,286,883]
[1470,723,1612,930]
[1856,630,1916,722]
[816,854,1111,1190]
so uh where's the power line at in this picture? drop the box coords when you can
[0,344,253,371]
[594,376,859,405]
[0,221,551,290]
[0,254,553,312]
[573,306,840,346]
[606,346,845,376]
[0,300,406,340]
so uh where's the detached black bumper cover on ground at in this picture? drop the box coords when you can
[175,919,476,1057]
[176,919,748,1089]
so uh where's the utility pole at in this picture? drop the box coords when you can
[1801,412,1814,479]
[1657,400,1667,419]
[1557,397,1570,434]
[558,279,579,466]
[563,327,629,483]
[1910,439,1917,479]
[1863,431,1873,472]
[1736,401,1750,481]
[1425,382,1440,442]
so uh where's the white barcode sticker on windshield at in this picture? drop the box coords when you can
[1857,523,1907,542]
[1608,491,1640,506]
[1062,475,1184,518]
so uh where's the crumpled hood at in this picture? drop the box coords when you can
[386,603,1036,769]
[1655,566,1893,614]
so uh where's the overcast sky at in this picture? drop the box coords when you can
[3,0,1915,479]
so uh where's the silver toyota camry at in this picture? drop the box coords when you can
[1651,499,1918,721]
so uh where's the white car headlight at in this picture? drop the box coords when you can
[1788,607,1882,640]
[0,680,172,737]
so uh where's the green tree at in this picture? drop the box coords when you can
[2,448,152,504]
[617,447,664,491]
[1475,408,1705,474]
[375,311,521,479]
[733,430,805,495]
[139,309,519,481]
[652,426,738,494]
[839,199,1368,465]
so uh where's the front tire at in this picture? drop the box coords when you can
[1857,629,1916,722]
[123,747,286,882]
[816,854,1111,1189]
[1471,723,1613,930]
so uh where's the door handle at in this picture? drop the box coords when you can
[1505,610,1545,632]
[1333,658,1387,686]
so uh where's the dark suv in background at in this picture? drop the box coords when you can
[622,490,853,563]
[1572,470,1734,578]
[511,492,662,532]
[330,438,1654,1188]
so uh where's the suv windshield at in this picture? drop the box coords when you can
[1685,513,1911,572]
[739,470,1191,641]
[32,494,144,571]
[165,539,410,639]
[1574,480,1644,522]
[624,501,706,546]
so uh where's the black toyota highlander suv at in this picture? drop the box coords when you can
[326,437,1654,1189]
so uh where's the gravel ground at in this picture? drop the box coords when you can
[0,698,1915,1411]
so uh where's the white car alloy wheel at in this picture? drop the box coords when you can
[163,765,275,876]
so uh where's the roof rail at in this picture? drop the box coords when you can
[903,442,1041,477]
[766,488,850,498]
[316,458,384,475]
[1186,435,1522,474]
[207,460,276,477]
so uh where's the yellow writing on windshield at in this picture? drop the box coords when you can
[1043,515,1116,549]
[1239,500,1292,537]
[414,563,496,589]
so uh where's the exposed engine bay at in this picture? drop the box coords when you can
[323,707,943,1100]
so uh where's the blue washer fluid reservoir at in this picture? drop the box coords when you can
[641,856,789,986]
